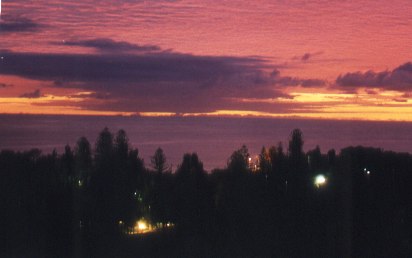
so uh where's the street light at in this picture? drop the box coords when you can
[314,174,326,188]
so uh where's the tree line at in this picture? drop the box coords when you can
[1,128,412,257]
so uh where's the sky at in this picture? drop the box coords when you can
[1,0,412,121]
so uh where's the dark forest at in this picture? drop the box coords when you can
[1,128,412,257]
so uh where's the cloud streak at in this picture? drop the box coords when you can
[0,83,13,88]
[270,69,326,88]
[55,38,161,53]
[293,51,324,62]
[0,17,40,33]
[19,89,42,98]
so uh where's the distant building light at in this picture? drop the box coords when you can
[78,180,82,187]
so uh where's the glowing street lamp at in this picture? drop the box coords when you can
[314,174,326,188]
[137,220,148,231]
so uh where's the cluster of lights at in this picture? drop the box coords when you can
[123,218,175,235]
[248,156,259,172]
[364,168,371,175]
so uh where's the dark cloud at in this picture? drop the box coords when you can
[0,43,325,113]
[19,89,42,99]
[293,51,323,62]
[0,48,276,112]
[401,93,412,98]
[300,79,327,87]
[55,38,161,53]
[0,83,13,88]
[0,17,40,33]
[392,98,408,103]
[270,69,326,87]
[336,62,412,92]
[301,53,311,61]
[365,89,378,95]
[0,49,271,85]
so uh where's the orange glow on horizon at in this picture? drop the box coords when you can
[1,91,412,121]
[2,108,412,121]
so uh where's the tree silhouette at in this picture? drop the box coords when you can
[151,147,169,174]
[95,127,114,167]
[74,137,92,186]
[269,142,287,191]
[307,145,322,172]
[91,128,117,232]
[287,128,308,180]
[228,145,250,174]
[259,146,271,174]
[288,129,304,162]
[73,136,93,249]
[61,145,74,185]
[327,149,336,169]
[114,129,129,163]
[175,153,212,234]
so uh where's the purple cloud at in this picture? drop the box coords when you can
[293,51,323,62]
[0,83,13,88]
[19,89,42,99]
[336,62,412,92]
[54,38,161,53]
[0,40,325,113]
[271,69,326,87]
[0,17,40,33]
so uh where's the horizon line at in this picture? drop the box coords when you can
[1,111,411,123]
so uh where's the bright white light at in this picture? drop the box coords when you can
[314,174,326,187]
[367,171,370,175]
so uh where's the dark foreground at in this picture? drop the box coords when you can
[1,128,412,257]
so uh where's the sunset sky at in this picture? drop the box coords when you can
[1,0,412,121]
